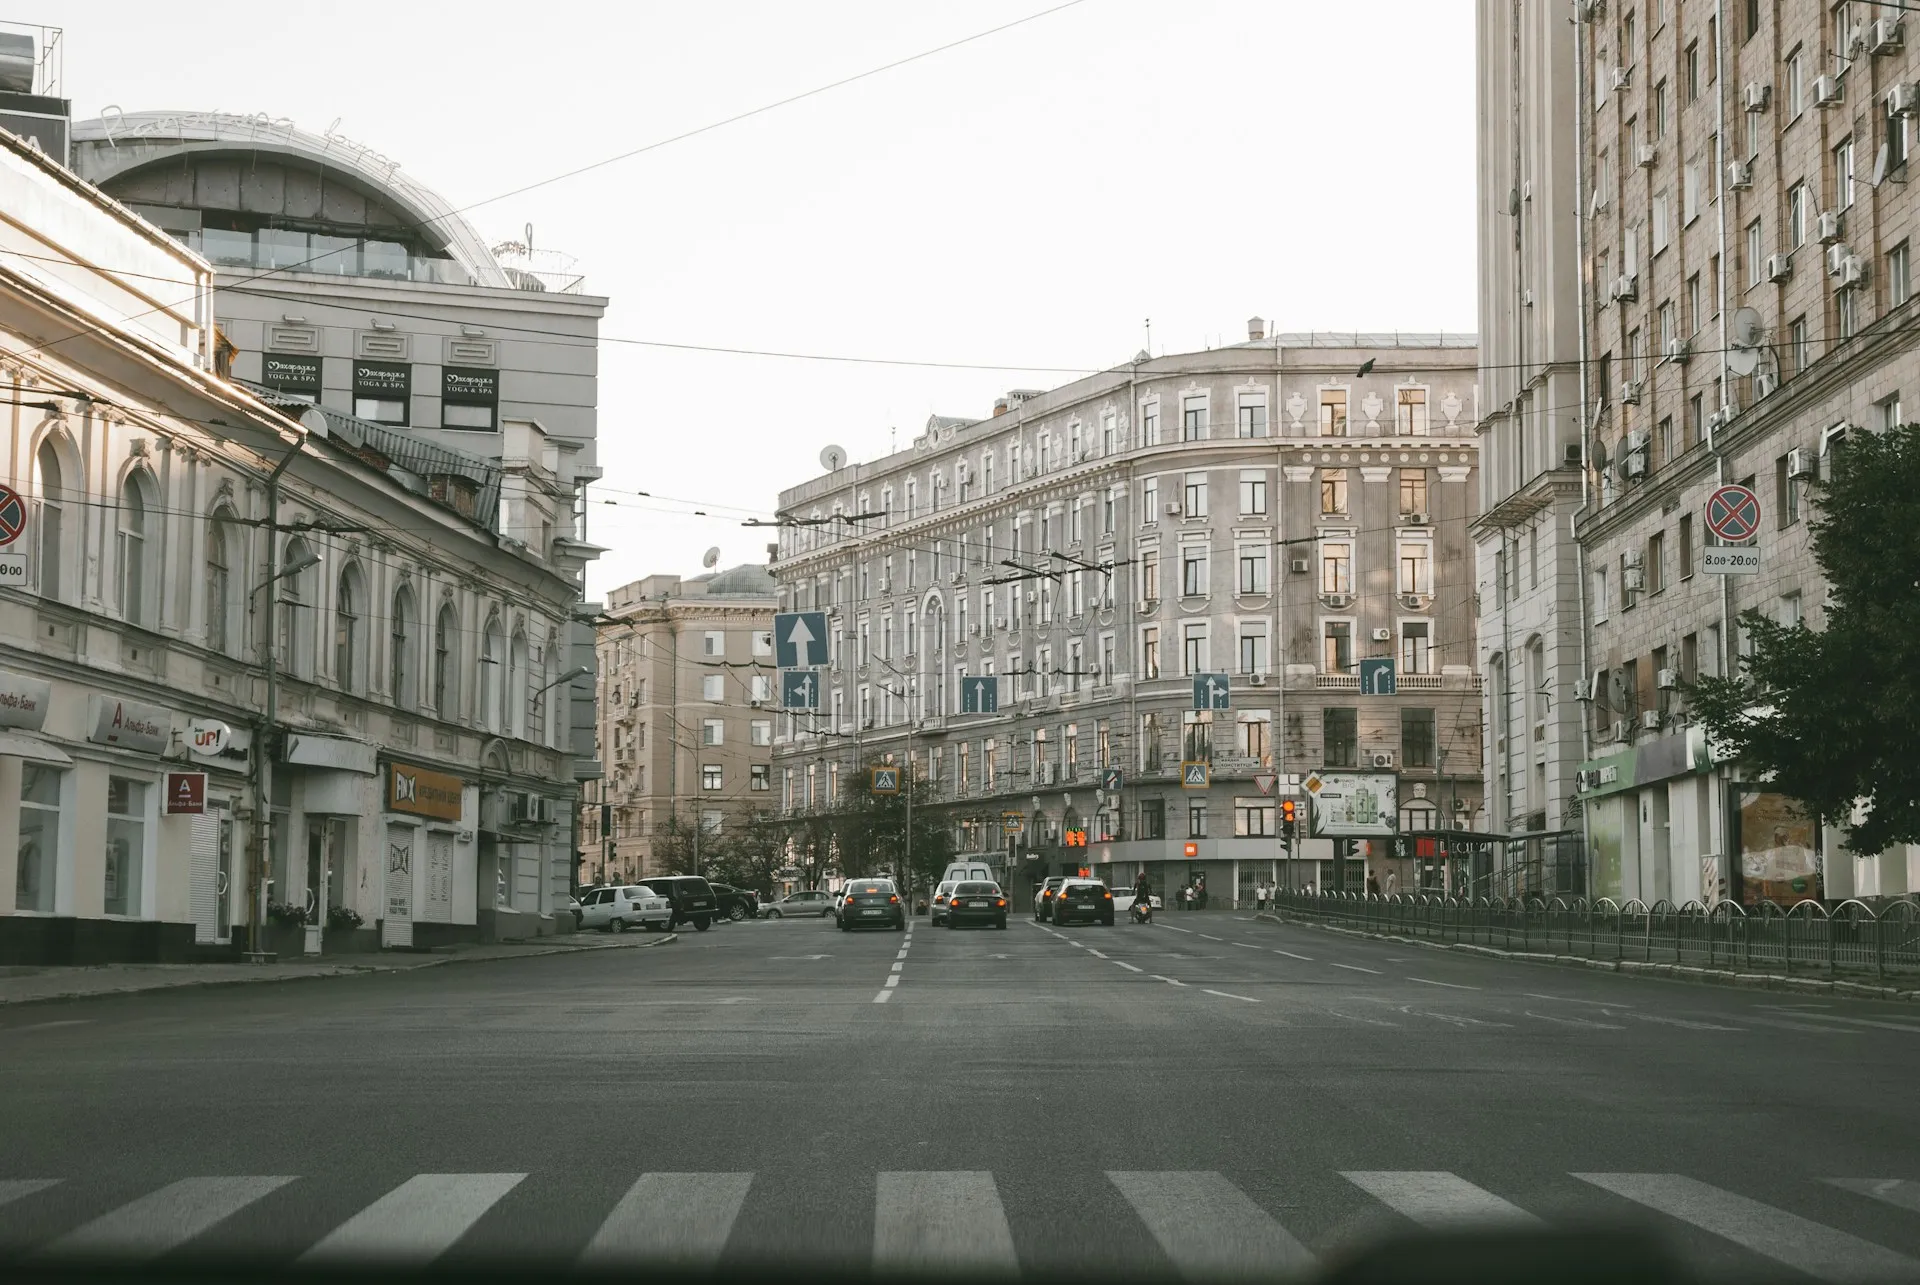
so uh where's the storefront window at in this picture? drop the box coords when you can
[16,764,62,912]
[104,776,149,917]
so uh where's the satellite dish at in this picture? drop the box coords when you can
[702,547,720,569]
[819,444,847,472]
[1727,307,1763,376]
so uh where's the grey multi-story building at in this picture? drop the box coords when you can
[583,566,778,883]
[770,327,1484,904]
[1481,0,1920,905]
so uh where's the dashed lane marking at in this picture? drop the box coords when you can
[1149,975,1187,987]
[1203,989,1259,1003]
[1330,963,1382,975]
[1115,962,1143,973]
[1407,977,1480,991]
[1274,949,1314,961]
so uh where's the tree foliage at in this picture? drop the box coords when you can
[1688,423,1920,853]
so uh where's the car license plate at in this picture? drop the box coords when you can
[861,908,884,916]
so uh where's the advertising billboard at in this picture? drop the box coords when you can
[1738,790,1821,905]
[1308,771,1398,837]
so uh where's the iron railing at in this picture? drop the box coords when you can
[1270,890,1920,981]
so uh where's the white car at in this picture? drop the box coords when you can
[578,885,673,933]
[1111,889,1163,916]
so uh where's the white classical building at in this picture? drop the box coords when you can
[0,125,591,964]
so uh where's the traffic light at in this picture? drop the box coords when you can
[1280,798,1299,842]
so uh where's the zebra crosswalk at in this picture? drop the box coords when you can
[1,1167,1917,1280]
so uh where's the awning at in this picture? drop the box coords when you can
[0,732,73,765]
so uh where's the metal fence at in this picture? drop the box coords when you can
[1270,890,1920,981]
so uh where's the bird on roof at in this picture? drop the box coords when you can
[1356,358,1376,378]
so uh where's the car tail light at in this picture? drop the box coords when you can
[1103,890,1113,899]
[845,895,856,905]
[996,898,1007,907]
[889,894,900,903]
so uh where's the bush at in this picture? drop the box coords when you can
[327,905,364,930]
[266,901,310,926]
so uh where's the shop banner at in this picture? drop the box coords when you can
[1739,790,1821,905]
[87,693,172,754]
[1308,771,1398,837]
[262,353,321,395]
[0,668,52,731]
[388,761,464,821]
[165,771,207,815]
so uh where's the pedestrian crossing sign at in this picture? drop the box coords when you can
[1181,761,1210,789]
[870,766,900,794]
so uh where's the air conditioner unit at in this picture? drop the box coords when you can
[1892,83,1920,117]
[748,698,764,708]
[1818,211,1843,244]
[1755,371,1779,398]
[507,791,535,824]
[1635,144,1658,168]
[1371,627,1392,642]
[1623,565,1646,591]
[1727,160,1753,189]
[1402,593,1424,610]
[1248,673,1267,686]
[1165,502,1183,517]
[536,797,560,825]
[1841,254,1869,287]
[1611,272,1640,300]
[1290,557,1310,574]
[1611,719,1630,741]
[967,622,981,636]
[1371,752,1396,769]
[1324,593,1352,609]
[1610,66,1631,91]
[879,579,893,594]
[1641,709,1663,730]
[1813,74,1842,107]
[1564,442,1584,468]
[1666,336,1694,362]
[1656,668,1679,690]
[1764,253,1793,283]
[1787,446,1817,480]
[994,617,1008,630]
[1621,448,1648,480]
[1743,82,1772,112]
[950,572,965,586]
[1406,512,1430,525]
[1871,17,1904,54]
[1828,243,1852,276]
[1620,379,1642,405]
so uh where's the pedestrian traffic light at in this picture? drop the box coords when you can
[1280,798,1299,842]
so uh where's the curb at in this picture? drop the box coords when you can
[0,931,679,1010]
[1254,913,1920,1003]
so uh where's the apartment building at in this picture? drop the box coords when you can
[1570,0,1920,903]
[584,567,778,883]
[769,328,1484,903]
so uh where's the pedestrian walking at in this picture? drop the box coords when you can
[1196,873,1208,910]
[1366,872,1381,897]
[1257,880,1269,912]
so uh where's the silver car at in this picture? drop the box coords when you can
[578,885,673,932]
[929,879,959,925]
[762,889,836,919]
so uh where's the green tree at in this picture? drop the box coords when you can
[820,757,953,901]
[1689,424,1920,854]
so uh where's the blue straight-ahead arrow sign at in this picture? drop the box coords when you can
[1192,673,1231,710]
[961,675,999,714]
[773,611,830,669]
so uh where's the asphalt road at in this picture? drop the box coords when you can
[3,907,1920,1281]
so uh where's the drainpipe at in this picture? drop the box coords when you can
[1573,0,1597,878]
[1712,0,1736,679]
[248,436,306,962]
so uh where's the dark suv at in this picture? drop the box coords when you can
[637,875,721,931]
[708,882,759,922]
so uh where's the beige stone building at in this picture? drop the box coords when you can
[583,567,777,882]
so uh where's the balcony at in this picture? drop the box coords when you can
[175,227,477,286]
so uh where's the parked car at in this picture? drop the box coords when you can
[635,875,721,931]
[1052,878,1115,927]
[929,880,959,926]
[945,881,1008,929]
[577,885,673,933]
[763,890,835,918]
[709,882,759,922]
[838,878,907,932]
[1032,876,1068,922]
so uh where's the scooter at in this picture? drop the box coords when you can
[1130,894,1153,924]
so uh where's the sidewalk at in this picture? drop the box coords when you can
[0,931,676,1008]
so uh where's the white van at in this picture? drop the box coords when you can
[941,860,995,886]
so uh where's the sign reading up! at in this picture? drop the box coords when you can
[388,762,465,821]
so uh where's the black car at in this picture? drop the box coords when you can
[838,878,907,931]
[945,881,1008,930]
[708,883,759,922]
[636,875,720,931]
[1052,878,1115,927]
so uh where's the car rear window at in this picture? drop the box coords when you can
[956,883,999,895]
[621,887,645,899]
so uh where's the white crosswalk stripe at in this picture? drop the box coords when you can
[0,1180,58,1211]
[581,1172,752,1266]
[38,1177,294,1261]
[1573,1172,1920,1282]
[1341,1171,1541,1227]
[299,1173,525,1265]
[874,1171,1018,1275]
[1107,1170,1315,1279]
[1827,1179,1920,1215]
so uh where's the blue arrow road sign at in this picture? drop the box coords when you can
[960,675,999,714]
[1192,673,1231,710]
[773,611,830,669]
[1099,767,1124,791]
[781,669,821,711]
[1360,657,1397,696]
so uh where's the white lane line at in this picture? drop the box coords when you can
[873,990,893,1004]
[1778,1013,1920,1034]
[1526,993,1634,1009]
[1525,1010,1628,1030]
[1087,948,1109,959]
[896,951,909,960]
[1274,949,1314,961]
[1233,942,1262,950]
[1163,925,1194,934]
[9,1019,92,1032]
[1407,977,1480,990]
[1628,1013,1744,1032]
[1326,1010,1399,1027]
[301,1174,525,1265]
[1115,962,1144,973]
[1203,989,1260,1003]
[1744,1016,1863,1036]
[1108,1171,1314,1277]
[890,962,903,972]
[582,1173,752,1266]
[1330,962,1382,975]
[874,1172,1018,1276]
[40,1177,295,1260]
[1343,1172,1541,1227]
[1573,1173,1918,1280]
[1826,1179,1920,1215]
[0,1181,58,1211]
[1149,975,1188,987]
[884,975,901,988]
[1198,934,1224,941]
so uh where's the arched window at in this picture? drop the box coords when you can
[334,563,364,694]
[507,627,528,737]
[278,537,314,677]
[205,508,235,653]
[390,585,415,705]
[117,471,155,627]
[34,438,65,602]
[434,603,458,718]
[480,614,504,732]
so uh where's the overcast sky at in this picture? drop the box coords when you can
[35,0,1476,597]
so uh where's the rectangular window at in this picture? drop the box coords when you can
[1654,78,1668,137]
[1787,48,1804,115]
[1235,798,1275,837]
[703,630,725,657]
[1321,542,1352,595]
[1323,707,1358,768]
[1651,191,1670,254]
[1320,468,1348,515]
[1685,393,1703,449]
[1237,545,1269,595]
[1593,567,1610,622]
[1776,454,1802,525]
[1142,627,1160,679]
[1840,288,1857,339]
[1182,623,1207,676]
[1239,471,1268,515]
[1141,477,1158,524]
[750,718,772,746]
[702,764,723,790]
[1686,273,1702,333]
[1836,137,1855,210]
[1788,182,1808,248]
[1396,387,1429,435]
[1648,530,1667,593]
[1142,401,1160,445]
[1401,621,1432,674]
[15,763,62,913]
[1399,468,1428,515]
[1182,396,1208,441]
[1890,92,1910,171]
[104,776,147,917]
[1656,415,1674,466]
[1892,241,1912,307]
[1237,623,1269,674]
[1401,708,1436,769]
[1181,547,1208,597]
[1188,800,1208,839]
[701,717,725,746]
[1102,489,1116,533]
[1746,218,1764,287]
[702,674,725,701]
[1323,621,1353,673]
[1237,709,1271,758]
[1679,514,1694,578]
[1397,541,1432,595]
[1686,41,1700,100]
[750,764,771,792]
[1140,551,1161,601]
[1183,472,1208,517]
[1790,315,1810,374]
[1139,798,1165,839]
[351,359,410,425]
[1319,388,1348,436]
[1237,395,1268,438]
[1683,164,1701,224]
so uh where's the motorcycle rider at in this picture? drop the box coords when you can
[1131,870,1153,922]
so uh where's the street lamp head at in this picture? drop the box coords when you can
[283,550,321,577]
